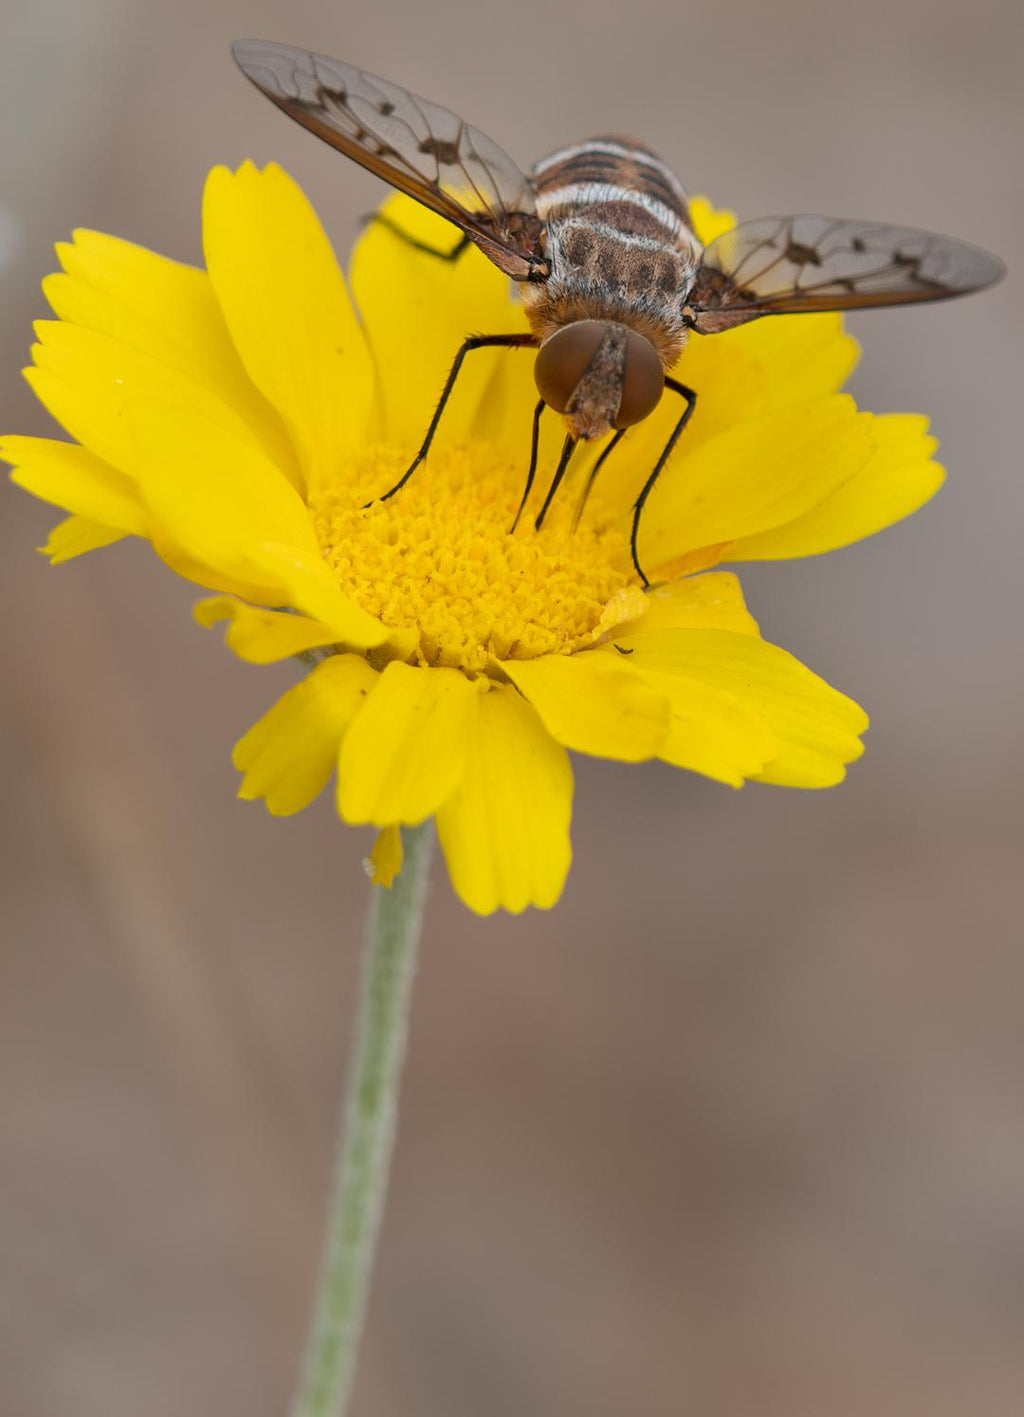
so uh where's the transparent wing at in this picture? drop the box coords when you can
[684,214,1005,332]
[232,39,547,280]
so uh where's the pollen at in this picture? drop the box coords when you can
[311,443,638,674]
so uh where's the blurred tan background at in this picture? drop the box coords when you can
[2,1,1023,1413]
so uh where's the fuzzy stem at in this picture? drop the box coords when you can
[291,821,434,1417]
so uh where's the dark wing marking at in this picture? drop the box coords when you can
[683,215,1005,332]
[232,39,547,280]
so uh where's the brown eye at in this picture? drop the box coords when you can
[616,330,664,427]
[534,320,607,414]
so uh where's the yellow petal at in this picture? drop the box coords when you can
[627,572,760,638]
[64,354,390,648]
[41,514,126,563]
[24,338,136,476]
[368,825,404,889]
[25,317,280,485]
[244,542,390,649]
[731,414,944,561]
[600,579,775,784]
[194,597,340,663]
[610,627,868,788]
[437,684,573,914]
[337,662,477,825]
[43,229,300,488]
[590,585,649,640]
[705,313,859,407]
[203,162,375,486]
[640,395,876,571]
[126,399,316,601]
[689,196,737,245]
[234,654,378,815]
[657,679,778,786]
[2,434,146,534]
[501,651,669,761]
[148,529,275,605]
[349,193,527,449]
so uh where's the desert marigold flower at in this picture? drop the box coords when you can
[4,162,945,913]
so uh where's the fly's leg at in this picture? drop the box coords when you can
[572,427,628,531]
[362,212,472,262]
[511,398,546,532]
[630,378,698,587]
[372,333,538,504]
[534,434,578,530]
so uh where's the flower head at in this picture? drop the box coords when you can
[4,163,944,913]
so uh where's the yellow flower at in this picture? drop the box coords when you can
[3,163,944,914]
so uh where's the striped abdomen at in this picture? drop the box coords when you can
[523,138,702,364]
[533,137,693,241]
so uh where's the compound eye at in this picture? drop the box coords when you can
[534,320,607,413]
[616,331,664,427]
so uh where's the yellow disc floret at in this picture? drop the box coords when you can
[311,443,634,674]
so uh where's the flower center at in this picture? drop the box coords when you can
[311,442,641,674]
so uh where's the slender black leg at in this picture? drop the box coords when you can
[362,212,472,262]
[630,377,698,587]
[373,333,537,504]
[534,434,578,530]
[511,398,546,532]
[572,427,628,531]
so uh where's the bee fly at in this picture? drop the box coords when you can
[233,40,1005,584]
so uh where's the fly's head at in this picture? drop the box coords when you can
[534,320,664,441]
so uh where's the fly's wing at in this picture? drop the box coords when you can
[232,40,547,280]
[683,214,1005,332]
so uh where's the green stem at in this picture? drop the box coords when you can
[291,821,434,1417]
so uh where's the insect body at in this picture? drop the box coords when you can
[232,40,1004,584]
[528,139,700,419]
[523,138,704,535]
